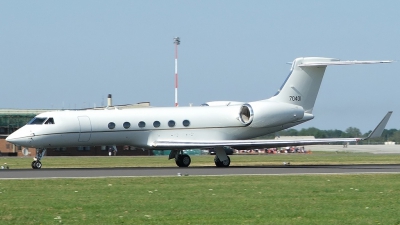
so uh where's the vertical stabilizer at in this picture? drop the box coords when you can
[268,57,391,113]
[269,57,338,113]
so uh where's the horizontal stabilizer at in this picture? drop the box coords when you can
[300,60,393,67]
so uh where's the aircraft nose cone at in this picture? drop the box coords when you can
[5,133,16,143]
[6,130,33,146]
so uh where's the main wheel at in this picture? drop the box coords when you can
[175,154,191,167]
[31,161,37,169]
[214,155,231,167]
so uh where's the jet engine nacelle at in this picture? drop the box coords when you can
[238,101,304,128]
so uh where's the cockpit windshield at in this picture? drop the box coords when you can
[45,118,54,124]
[27,117,55,125]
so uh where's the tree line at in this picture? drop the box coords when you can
[257,127,400,143]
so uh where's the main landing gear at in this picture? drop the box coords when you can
[176,154,191,167]
[213,147,230,167]
[32,148,46,169]
[168,147,231,168]
[214,155,230,167]
[169,150,191,167]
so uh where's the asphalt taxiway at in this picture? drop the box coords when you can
[1,164,400,179]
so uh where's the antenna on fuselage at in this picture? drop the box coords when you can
[173,37,180,107]
[107,94,112,107]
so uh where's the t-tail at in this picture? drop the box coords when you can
[269,57,392,113]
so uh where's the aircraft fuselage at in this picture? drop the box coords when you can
[7,100,308,149]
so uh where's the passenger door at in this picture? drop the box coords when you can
[77,116,92,142]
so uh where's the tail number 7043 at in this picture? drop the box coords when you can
[289,96,301,101]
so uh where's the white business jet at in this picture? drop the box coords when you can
[6,57,393,169]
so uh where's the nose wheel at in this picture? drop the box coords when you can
[31,160,42,169]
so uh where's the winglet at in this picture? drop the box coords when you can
[364,111,393,140]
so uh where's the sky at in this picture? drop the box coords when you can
[0,1,399,133]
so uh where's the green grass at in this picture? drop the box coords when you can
[1,153,400,224]
[1,175,400,224]
[1,152,400,169]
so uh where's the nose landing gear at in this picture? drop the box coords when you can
[31,148,46,169]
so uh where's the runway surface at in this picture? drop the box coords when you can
[1,145,399,179]
[1,164,400,179]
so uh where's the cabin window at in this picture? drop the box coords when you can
[27,117,47,125]
[123,122,130,129]
[183,120,190,127]
[138,121,146,128]
[168,120,175,127]
[108,122,116,129]
[153,121,161,128]
[45,118,55,124]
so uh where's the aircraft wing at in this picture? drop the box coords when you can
[153,138,363,149]
[152,111,392,149]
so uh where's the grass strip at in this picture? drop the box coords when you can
[1,174,400,224]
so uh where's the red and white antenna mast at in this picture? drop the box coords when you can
[173,37,180,107]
